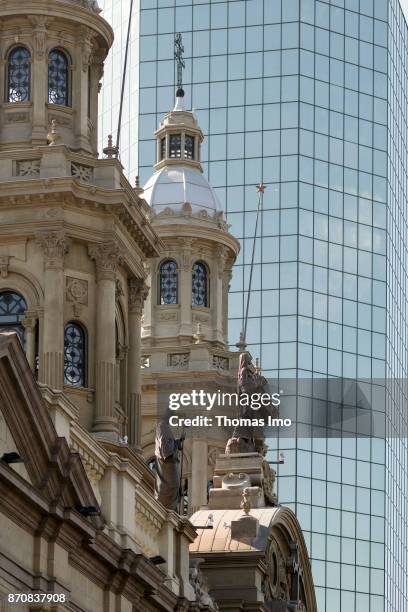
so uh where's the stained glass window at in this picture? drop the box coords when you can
[0,291,27,345]
[48,49,69,106]
[7,47,31,103]
[64,322,86,387]
[192,262,209,307]
[159,260,178,304]
[169,134,182,158]
[185,135,195,160]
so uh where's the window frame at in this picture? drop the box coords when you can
[6,45,31,103]
[159,259,179,305]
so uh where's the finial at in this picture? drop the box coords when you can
[235,331,247,352]
[103,134,118,159]
[241,488,251,516]
[256,182,266,193]
[193,322,205,344]
[135,175,140,188]
[47,119,61,146]
[175,33,185,92]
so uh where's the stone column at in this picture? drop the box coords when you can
[36,231,70,389]
[190,438,208,513]
[127,278,149,449]
[89,242,122,441]
[179,240,193,338]
[22,312,37,373]
[30,17,49,144]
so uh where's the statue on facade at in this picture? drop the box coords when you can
[154,417,185,511]
[225,352,272,455]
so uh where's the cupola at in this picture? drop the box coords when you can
[142,88,221,216]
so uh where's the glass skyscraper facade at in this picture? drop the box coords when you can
[99,1,408,610]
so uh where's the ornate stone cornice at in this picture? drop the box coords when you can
[36,230,71,269]
[88,241,122,281]
[128,278,149,315]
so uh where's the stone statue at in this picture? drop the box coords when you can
[190,559,219,611]
[225,352,270,454]
[154,418,184,511]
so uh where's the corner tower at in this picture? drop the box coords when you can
[142,90,239,347]
[140,91,240,514]
[0,0,159,447]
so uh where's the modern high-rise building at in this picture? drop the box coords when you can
[99,1,408,610]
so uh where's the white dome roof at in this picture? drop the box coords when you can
[143,165,221,214]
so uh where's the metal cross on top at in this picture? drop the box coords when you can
[174,32,185,93]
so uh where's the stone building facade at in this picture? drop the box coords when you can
[0,1,198,610]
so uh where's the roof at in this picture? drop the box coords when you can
[143,165,221,215]
[189,507,280,553]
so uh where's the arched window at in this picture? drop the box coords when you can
[7,47,31,103]
[159,260,178,305]
[64,322,86,387]
[192,262,209,307]
[48,49,69,106]
[0,291,27,345]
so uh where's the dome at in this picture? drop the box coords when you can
[143,166,221,215]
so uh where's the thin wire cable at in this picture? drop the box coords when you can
[243,186,264,342]
[116,0,134,155]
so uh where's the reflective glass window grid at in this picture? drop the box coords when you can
[7,47,31,103]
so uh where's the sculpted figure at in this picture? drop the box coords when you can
[154,418,184,510]
[225,352,270,454]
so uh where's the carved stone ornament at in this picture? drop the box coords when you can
[71,162,93,183]
[17,160,41,178]
[29,16,49,59]
[128,278,149,315]
[213,355,229,371]
[0,256,10,279]
[168,353,189,368]
[158,311,178,322]
[66,277,88,305]
[36,231,71,268]
[88,242,122,281]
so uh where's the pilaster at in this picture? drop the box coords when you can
[128,278,149,449]
[22,311,38,373]
[30,16,49,144]
[179,240,193,338]
[36,231,70,390]
[88,241,122,441]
